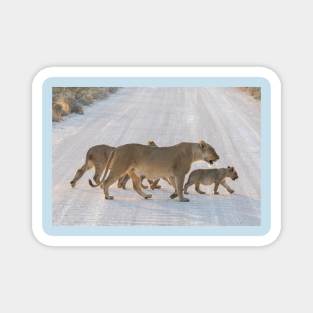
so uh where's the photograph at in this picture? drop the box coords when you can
[52,86,260,226]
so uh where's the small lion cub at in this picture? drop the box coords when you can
[184,166,239,195]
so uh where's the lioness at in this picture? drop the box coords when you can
[184,166,239,195]
[89,140,219,202]
[70,144,114,188]
[117,141,163,190]
[70,141,160,188]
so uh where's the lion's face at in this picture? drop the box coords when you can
[199,140,219,164]
[227,166,239,180]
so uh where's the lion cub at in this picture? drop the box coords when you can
[184,166,238,195]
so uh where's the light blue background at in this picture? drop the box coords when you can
[42,77,270,236]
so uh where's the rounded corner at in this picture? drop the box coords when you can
[31,224,55,247]
[32,66,57,89]
[258,224,282,247]
[256,66,282,88]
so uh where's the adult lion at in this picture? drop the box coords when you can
[70,141,160,188]
[70,144,114,188]
[90,140,219,202]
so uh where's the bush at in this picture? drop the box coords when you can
[71,103,84,114]
[239,87,261,100]
[52,95,72,115]
[52,87,118,121]
[52,103,63,122]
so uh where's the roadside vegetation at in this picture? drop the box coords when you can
[52,87,118,122]
[239,87,261,100]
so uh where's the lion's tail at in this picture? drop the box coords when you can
[88,150,115,187]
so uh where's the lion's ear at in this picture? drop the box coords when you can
[199,140,206,150]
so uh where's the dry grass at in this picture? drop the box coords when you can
[52,87,118,121]
[238,87,261,100]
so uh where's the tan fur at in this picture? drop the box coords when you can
[117,140,166,190]
[71,141,158,188]
[92,141,219,202]
[70,144,114,187]
[184,166,239,195]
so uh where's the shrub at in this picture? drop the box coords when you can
[52,87,118,121]
[239,87,261,100]
[52,103,63,122]
[71,102,84,114]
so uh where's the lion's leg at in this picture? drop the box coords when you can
[183,174,195,194]
[129,171,152,199]
[70,161,92,187]
[118,174,129,189]
[214,182,220,195]
[220,180,234,194]
[102,168,128,200]
[169,176,178,199]
[102,174,119,200]
[175,175,189,202]
[163,177,172,186]
[150,178,161,190]
[93,162,104,185]
[183,181,194,195]
[117,176,124,188]
[140,176,149,189]
[195,182,206,194]
[122,175,130,189]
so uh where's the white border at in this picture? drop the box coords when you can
[32,66,281,246]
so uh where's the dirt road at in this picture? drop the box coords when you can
[53,87,260,226]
